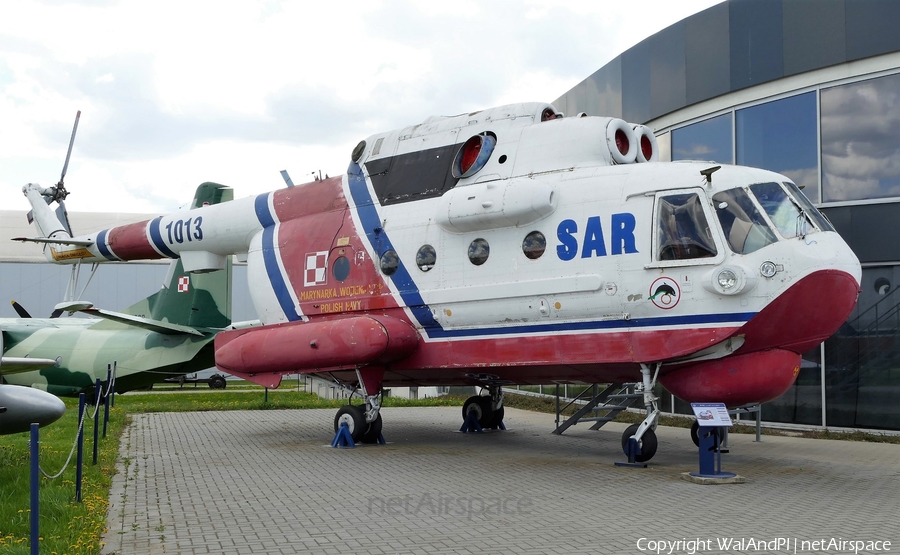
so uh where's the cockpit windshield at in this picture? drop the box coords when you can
[749,182,807,238]
[713,188,779,255]
[713,181,835,255]
[783,181,835,232]
[749,181,834,238]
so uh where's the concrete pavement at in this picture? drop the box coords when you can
[103,406,900,555]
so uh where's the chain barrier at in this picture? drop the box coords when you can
[38,376,114,480]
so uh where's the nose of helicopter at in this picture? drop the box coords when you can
[737,268,861,354]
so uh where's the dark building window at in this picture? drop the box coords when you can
[764,347,823,426]
[671,113,733,164]
[736,92,819,202]
[821,72,900,202]
[824,267,900,430]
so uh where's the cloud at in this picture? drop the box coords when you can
[0,0,722,212]
[821,73,900,200]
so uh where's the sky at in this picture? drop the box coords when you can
[1,0,722,215]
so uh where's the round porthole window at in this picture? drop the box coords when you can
[522,231,546,260]
[468,238,489,266]
[416,244,436,272]
[875,277,891,296]
[380,249,399,276]
[332,256,350,282]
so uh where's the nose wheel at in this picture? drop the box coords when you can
[617,363,662,465]
[621,423,658,462]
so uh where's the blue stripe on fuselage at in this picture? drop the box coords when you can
[426,311,757,339]
[96,230,119,261]
[255,193,275,227]
[254,193,301,322]
[148,217,178,258]
[347,163,442,332]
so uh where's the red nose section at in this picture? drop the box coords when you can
[660,349,801,408]
[738,269,860,354]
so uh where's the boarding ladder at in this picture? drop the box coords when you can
[552,383,643,435]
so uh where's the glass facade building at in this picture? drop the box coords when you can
[554,0,900,431]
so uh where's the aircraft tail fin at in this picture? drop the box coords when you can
[119,257,232,330]
[121,183,234,330]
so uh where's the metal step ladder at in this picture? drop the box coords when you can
[552,383,643,435]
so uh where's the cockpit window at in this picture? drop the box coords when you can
[656,193,718,261]
[783,181,835,232]
[749,182,806,238]
[713,188,778,254]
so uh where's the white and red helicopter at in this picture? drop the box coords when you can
[20,103,860,461]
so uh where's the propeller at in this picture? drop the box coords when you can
[11,301,31,318]
[10,300,63,319]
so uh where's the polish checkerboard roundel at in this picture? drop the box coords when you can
[305,251,329,286]
[177,275,190,293]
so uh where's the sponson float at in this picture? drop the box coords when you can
[21,102,861,460]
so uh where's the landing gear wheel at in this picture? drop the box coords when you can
[359,412,383,444]
[208,375,227,389]
[691,421,724,448]
[462,396,494,428]
[488,406,505,429]
[621,423,658,462]
[334,405,366,442]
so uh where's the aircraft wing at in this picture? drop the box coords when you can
[11,236,95,247]
[80,308,207,336]
[0,355,61,374]
[54,301,206,336]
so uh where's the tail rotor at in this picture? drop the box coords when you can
[28,110,80,236]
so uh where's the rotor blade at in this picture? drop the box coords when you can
[60,110,81,185]
[280,170,295,188]
[50,308,64,319]
[10,301,32,319]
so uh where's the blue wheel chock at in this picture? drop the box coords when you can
[615,437,648,468]
[690,426,736,479]
[377,432,386,445]
[459,411,484,433]
[331,422,356,448]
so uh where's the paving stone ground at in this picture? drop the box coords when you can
[103,406,900,555]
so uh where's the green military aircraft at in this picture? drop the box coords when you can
[1,183,235,396]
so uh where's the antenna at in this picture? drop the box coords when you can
[700,165,721,186]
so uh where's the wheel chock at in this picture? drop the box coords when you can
[459,411,484,433]
[615,437,648,468]
[331,422,356,448]
[377,432,386,445]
